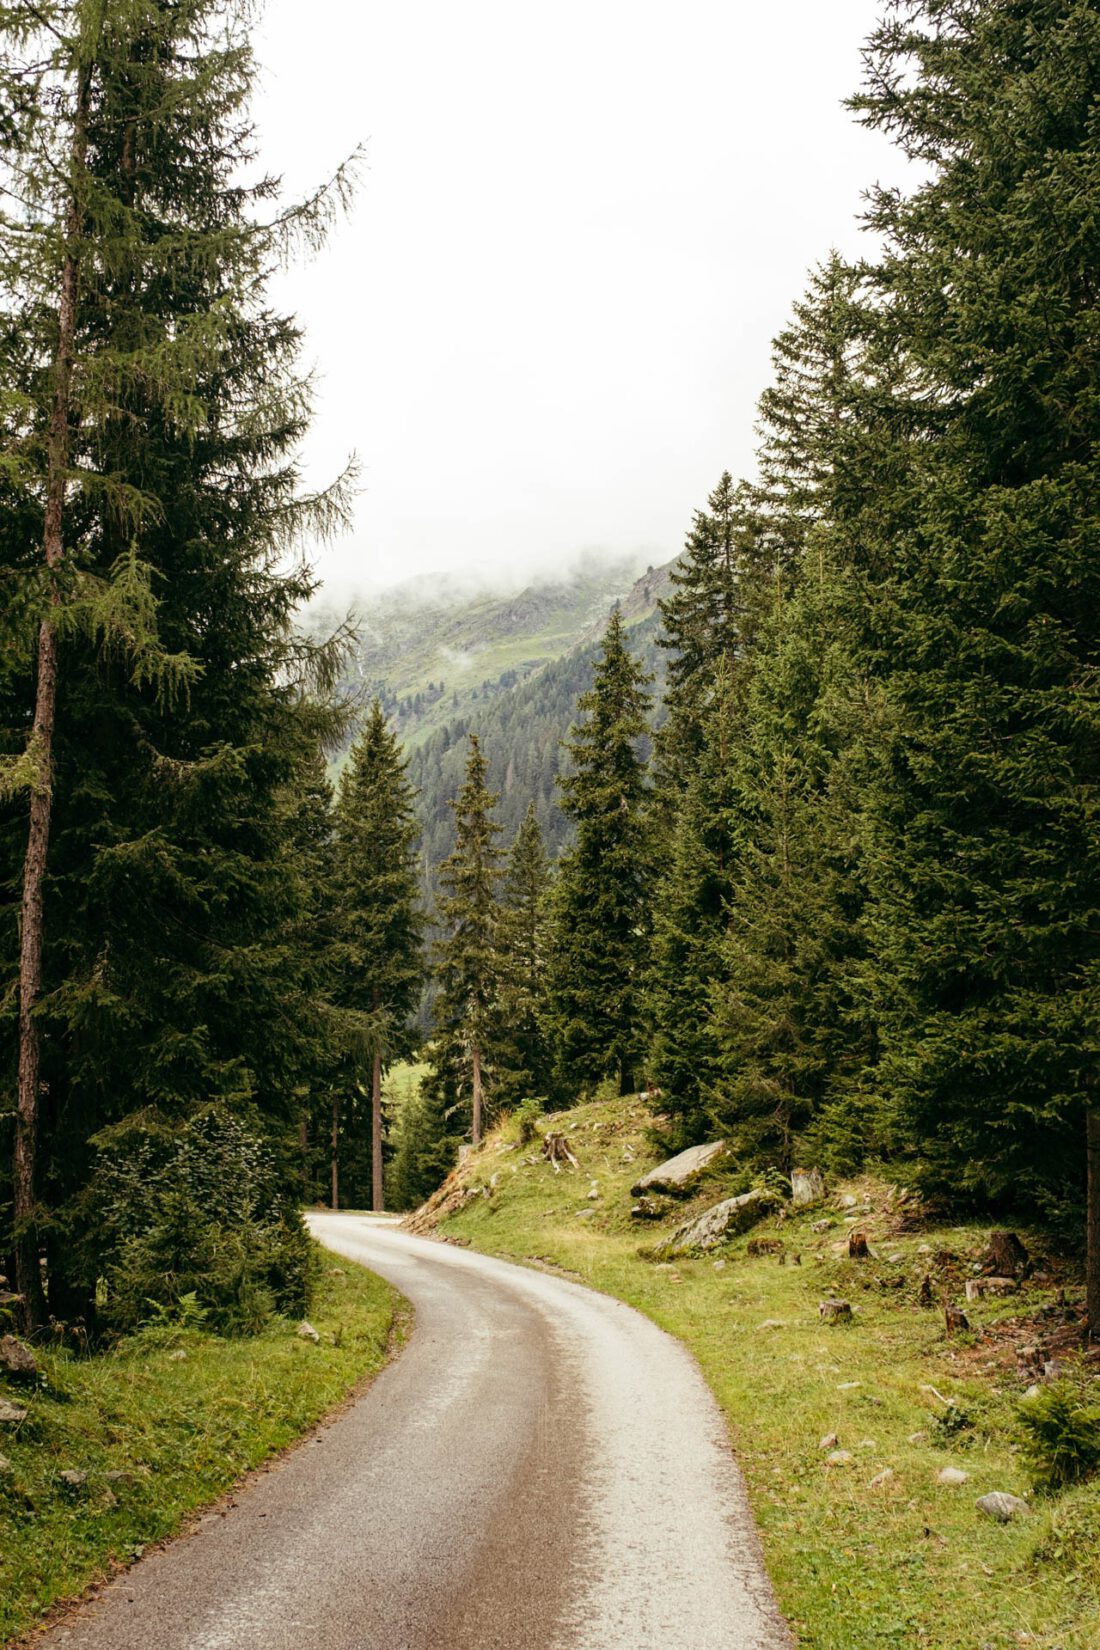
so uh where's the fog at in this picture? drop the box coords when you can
[252,0,909,601]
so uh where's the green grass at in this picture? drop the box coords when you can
[426,1098,1100,1650]
[0,1246,400,1644]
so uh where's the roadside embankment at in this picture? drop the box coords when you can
[410,1097,1100,1650]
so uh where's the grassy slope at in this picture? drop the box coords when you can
[416,1098,1099,1650]
[0,1247,400,1645]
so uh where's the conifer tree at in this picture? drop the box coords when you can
[848,0,1100,1328]
[546,612,652,1095]
[495,803,552,1106]
[331,701,423,1211]
[431,735,502,1144]
[0,0,354,1327]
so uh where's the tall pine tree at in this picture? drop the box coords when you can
[495,802,552,1107]
[546,611,652,1095]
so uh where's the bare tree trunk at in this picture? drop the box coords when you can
[471,1043,482,1147]
[330,1096,339,1212]
[1087,1107,1100,1342]
[371,1050,384,1213]
[14,61,92,1336]
[298,1114,309,1202]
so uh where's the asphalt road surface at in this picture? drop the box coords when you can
[46,1215,790,1650]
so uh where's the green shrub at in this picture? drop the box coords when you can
[511,1098,546,1146]
[1018,1380,1100,1490]
[76,1108,315,1338]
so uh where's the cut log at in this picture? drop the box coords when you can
[849,1231,870,1259]
[944,1304,970,1335]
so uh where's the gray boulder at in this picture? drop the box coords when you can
[631,1140,726,1198]
[976,1491,1030,1523]
[819,1299,853,1323]
[652,1188,780,1257]
[58,1468,88,1493]
[0,1399,28,1425]
[791,1167,825,1206]
[0,1335,37,1381]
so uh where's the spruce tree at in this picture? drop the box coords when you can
[431,735,502,1144]
[495,803,552,1107]
[848,0,1100,1328]
[546,611,652,1095]
[331,700,423,1211]
[0,0,354,1327]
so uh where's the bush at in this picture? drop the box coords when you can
[511,1098,546,1146]
[77,1108,315,1338]
[1018,1380,1100,1491]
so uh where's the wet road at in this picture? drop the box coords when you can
[46,1215,790,1650]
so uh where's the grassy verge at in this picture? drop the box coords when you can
[415,1098,1099,1650]
[0,1245,400,1645]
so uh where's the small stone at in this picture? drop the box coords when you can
[826,1449,853,1466]
[758,1319,785,1330]
[328,1267,346,1276]
[812,1218,834,1233]
[59,1469,88,1492]
[296,1321,321,1343]
[1023,1384,1041,1400]
[0,1399,28,1425]
[937,1467,969,1486]
[586,1185,599,1200]
[574,1208,597,1219]
[0,1336,38,1381]
[887,1253,903,1264]
[837,1380,862,1390]
[819,1432,839,1450]
[712,1259,726,1271]
[907,1430,928,1445]
[167,1349,187,1362]
[840,1194,858,1209]
[819,1298,853,1323]
[869,1468,894,1488]
[858,1438,878,1449]
[976,1491,1030,1523]
[0,1453,12,1475]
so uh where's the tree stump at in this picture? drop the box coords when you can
[542,1132,579,1173]
[849,1230,870,1259]
[984,1230,1029,1277]
[819,1298,853,1323]
[918,1274,935,1307]
[944,1303,970,1335]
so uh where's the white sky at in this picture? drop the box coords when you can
[252,0,908,597]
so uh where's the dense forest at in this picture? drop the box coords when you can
[2,0,1098,1354]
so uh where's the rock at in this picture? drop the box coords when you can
[0,1453,12,1475]
[586,1185,599,1200]
[712,1259,727,1272]
[837,1380,861,1390]
[0,1399,28,1425]
[907,1430,928,1445]
[296,1321,321,1343]
[819,1298,853,1323]
[631,1140,727,1198]
[574,1208,596,1219]
[965,1277,1017,1301]
[840,1194,858,1209]
[869,1468,894,1488]
[59,1469,88,1493]
[791,1167,825,1206]
[858,1438,878,1449]
[653,1188,781,1258]
[168,1349,188,1361]
[826,1449,852,1466]
[819,1432,839,1450]
[812,1218,834,1233]
[937,1467,969,1486]
[976,1491,1030,1523]
[758,1319,786,1330]
[0,1336,37,1381]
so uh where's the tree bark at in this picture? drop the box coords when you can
[298,1114,309,1202]
[330,1095,339,1211]
[471,1043,482,1147]
[1087,1108,1100,1342]
[371,1049,383,1213]
[14,57,92,1336]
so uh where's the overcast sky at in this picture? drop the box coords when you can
[252,0,909,597]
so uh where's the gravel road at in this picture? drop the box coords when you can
[46,1215,790,1650]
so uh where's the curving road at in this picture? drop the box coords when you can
[45,1215,790,1650]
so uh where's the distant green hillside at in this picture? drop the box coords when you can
[338,553,668,753]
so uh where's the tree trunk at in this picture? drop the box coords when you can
[1087,1108,1100,1342]
[471,1043,482,1147]
[371,1049,383,1214]
[299,1114,309,1202]
[330,1095,339,1211]
[14,59,93,1336]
